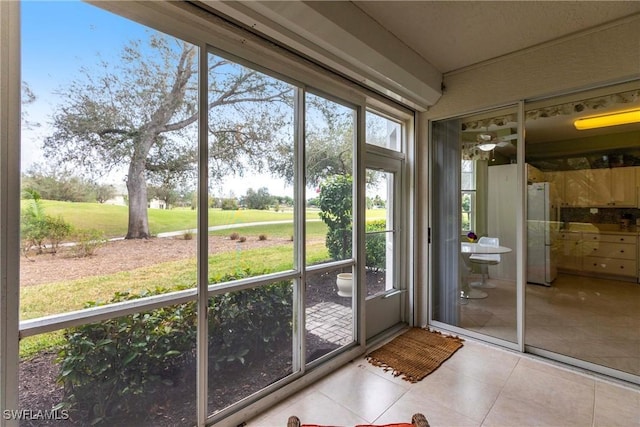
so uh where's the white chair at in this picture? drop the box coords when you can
[469,236,501,289]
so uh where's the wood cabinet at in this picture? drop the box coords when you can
[562,170,590,207]
[609,167,637,206]
[544,171,565,207]
[581,232,637,278]
[556,231,582,271]
[589,167,637,207]
[545,167,638,208]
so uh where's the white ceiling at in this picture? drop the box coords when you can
[352,1,640,73]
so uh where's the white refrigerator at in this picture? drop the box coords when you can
[527,182,558,286]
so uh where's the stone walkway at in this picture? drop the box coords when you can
[306,301,353,346]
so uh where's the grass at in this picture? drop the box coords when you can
[35,200,323,238]
[19,240,330,359]
[209,220,327,238]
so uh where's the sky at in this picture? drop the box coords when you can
[20,0,294,198]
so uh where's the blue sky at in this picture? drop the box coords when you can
[22,1,146,96]
[21,1,149,173]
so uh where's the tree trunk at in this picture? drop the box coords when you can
[126,156,150,239]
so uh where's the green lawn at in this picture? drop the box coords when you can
[35,200,322,238]
[31,200,386,238]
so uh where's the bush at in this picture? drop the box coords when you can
[57,273,293,424]
[57,289,197,424]
[229,232,240,240]
[182,231,194,240]
[220,198,239,210]
[365,220,386,271]
[72,228,107,257]
[21,191,72,255]
[46,216,73,254]
[208,273,292,370]
[238,236,247,243]
[258,234,267,241]
[318,175,353,260]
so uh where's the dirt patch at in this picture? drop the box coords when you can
[20,234,294,287]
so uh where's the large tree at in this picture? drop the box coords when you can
[44,34,291,238]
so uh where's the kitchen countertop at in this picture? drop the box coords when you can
[559,222,639,235]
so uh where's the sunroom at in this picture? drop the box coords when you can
[1,2,639,427]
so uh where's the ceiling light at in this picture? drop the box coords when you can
[574,109,640,130]
[477,143,496,152]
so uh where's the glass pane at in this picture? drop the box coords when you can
[20,302,197,426]
[366,170,394,296]
[305,268,354,363]
[20,0,198,319]
[207,52,296,280]
[306,93,355,266]
[366,110,401,151]
[433,106,519,344]
[525,84,640,376]
[208,281,294,415]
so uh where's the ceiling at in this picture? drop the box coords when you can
[352,1,640,74]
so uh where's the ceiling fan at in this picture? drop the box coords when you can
[476,131,518,151]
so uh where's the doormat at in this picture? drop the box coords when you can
[366,328,464,383]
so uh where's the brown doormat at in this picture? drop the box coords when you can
[366,328,464,383]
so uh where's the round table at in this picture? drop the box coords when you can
[460,242,512,299]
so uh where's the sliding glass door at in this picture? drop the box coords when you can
[524,82,640,381]
[431,81,640,385]
[431,106,521,347]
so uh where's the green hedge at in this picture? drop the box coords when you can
[57,271,292,424]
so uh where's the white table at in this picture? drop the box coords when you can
[460,242,512,299]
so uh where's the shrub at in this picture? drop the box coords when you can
[72,228,107,257]
[46,216,73,254]
[238,236,247,243]
[208,274,292,370]
[229,232,240,240]
[20,190,72,254]
[57,272,293,424]
[365,220,387,271]
[182,231,194,240]
[318,175,353,260]
[220,198,239,210]
[258,234,267,241]
[57,289,197,424]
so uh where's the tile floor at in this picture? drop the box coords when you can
[460,272,640,376]
[247,338,640,427]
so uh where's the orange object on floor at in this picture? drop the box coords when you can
[286,413,430,427]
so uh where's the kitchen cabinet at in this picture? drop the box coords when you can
[582,232,637,278]
[544,171,565,207]
[610,167,637,206]
[556,231,582,271]
[589,167,637,207]
[547,167,637,208]
[562,170,590,207]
